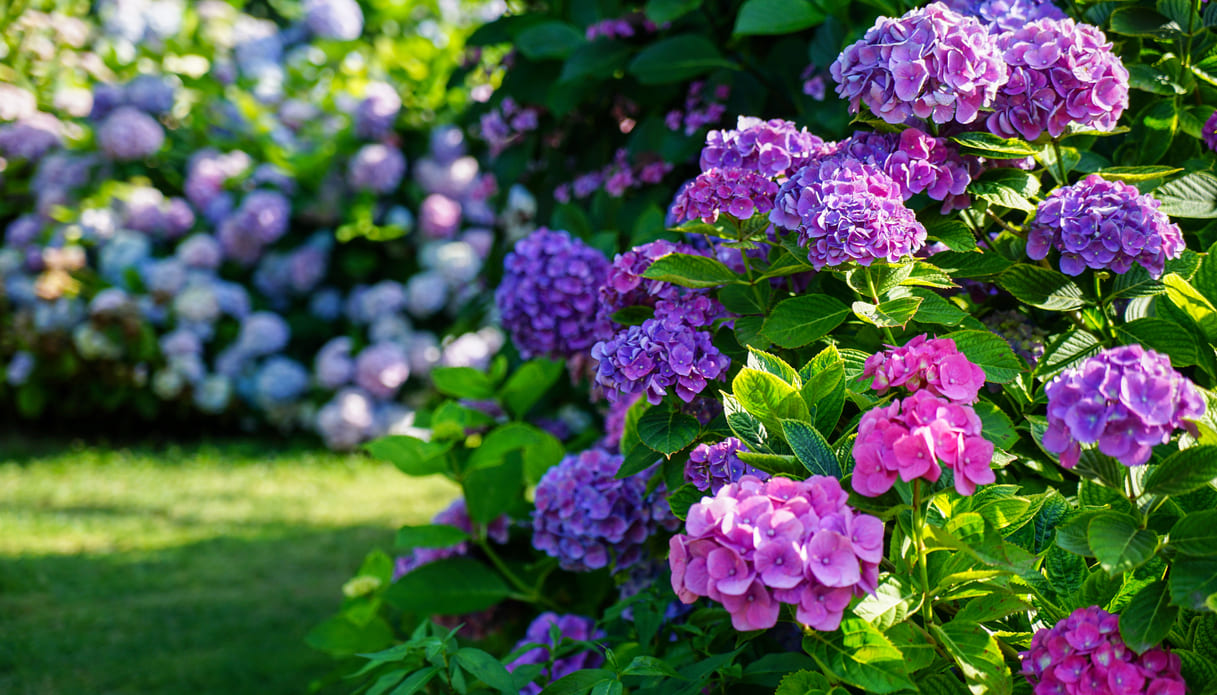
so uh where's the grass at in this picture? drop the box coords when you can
[0,437,458,695]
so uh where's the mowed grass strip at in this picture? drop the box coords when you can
[0,438,457,695]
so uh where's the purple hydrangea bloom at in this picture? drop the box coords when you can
[393,498,510,579]
[305,0,363,39]
[495,228,613,360]
[700,117,828,178]
[685,438,769,493]
[598,239,710,319]
[97,107,164,161]
[176,234,222,270]
[348,144,406,194]
[1043,344,1205,468]
[354,81,400,139]
[670,475,883,632]
[185,150,251,211]
[1020,606,1186,695]
[506,613,604,695]
[6,351,35,386]
[831,2,1008,125]
[984,310,1047,366]
[601,393,640,452]
[0,113,62,160]
[315,388,377,450]
[124,74,176,114]
[771,158,927,269]
[532,448,679,572]
[354,342,411,399]
[590,312,730,405]
[1027,174,1185,278]
[253,357,310,407]
[419,194,462,239]
[236,311,290,356]
[1205,111,1217,153]
[671,168,779,224]
[943,0,1065,33]
[314,337,355,389]
[988,18,1129,141]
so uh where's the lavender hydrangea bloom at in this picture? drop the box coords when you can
[6,351,35,386]
[532,449,678,572]
[1043,345,1205,468]
[496,228,613,360]
[314,337,355,389]
[348,144,406,194]
[124,74,176,114]
[987,18,1129,141]
[771,158,927,269]
[97,107,164,160]
[699,117,828,178]
[354,81,400,139]
[1027,174,1184,278]
[1205,111,1217,153]
[943,0,1065,33]
[671,168,779,224]
[185,150,250,211]
[591,313,730,405]
[506,613,604,695]
[0,114,62,160]
[315,388,377,450]
[355,342,410,399]
[598,239,710,319]
[831,2,1008,125]
[253,357,310,408]
[685,438,769,493]
[419,194,462,239]
[305,0,363,39]
[236,312,290,356]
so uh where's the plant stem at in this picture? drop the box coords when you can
[985,209,1024,237]
[865,268,899,344]
[477,539,559,611]
[912,480,935,628]
[1051,139,1069,185]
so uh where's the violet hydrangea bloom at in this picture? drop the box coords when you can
[988,18,1129,141]
[852,390,996,496]
[1020,606,1186,695]
[348,144,406,194]
[1027,174,1185,278]
[699,117,827,179]
[598,239,710,319]
[532,448,679,572]
[1042,345,1204,468]
[354,342,411,400]
[671,167,779,224]
[506,613,604,695]
[495,228,613,360]
[669,475,883,632]
[305,0,363,39]
[943,0,1065,33]
[354,81,400,140]
[97,106,164,161]
[1205,111,1217,153]
[863,335,987,404]
[771,158,927,269]
[830,2,1008,125]
[685,438,769,493]
[591,310,730,405]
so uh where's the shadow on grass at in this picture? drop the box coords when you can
[0,523,394,695]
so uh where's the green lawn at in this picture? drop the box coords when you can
[0,437,457,695]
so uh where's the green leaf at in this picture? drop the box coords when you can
[539,669,616,695]
[1116,317,1199,367]
[1035,329,1103,380]
[395,524,469,550]
[383,557,510,615]
[644,0,701,24]
[305,614,394,656]
[627,35,736,85]
[998,265,1088,311]
[969,178,1037,212]
[1137,100,1180,165]
[949,132,1039,159]
[931,622,1013,695]
[468,423,564,484]
[463,454,524,523]
[499,359,565,418]
[640,252,739,288]
[943,329,1022,383]
[851,574,919,630]
[1120,580,1180,654]
[802,617,917,694]
[622,656,683,678]
[924,219,978,252]
[1158,0,1201,29]
[1164,273,1217,343]
[973,401,1019,450]
[430,367,497,400]
[668,482,707,521]
[733,368,811,435]
[782,419,842,478]
[1155,172,1217,218]
[1088,513,1159,575]
[1142,446,1217,496]
[637,406,700,456]
[747,347,800,386]
[1108,6,1184,38]
[776,670,833,695]
[454,648,517,695]
[617,442,661,479]
[911,288,969,326]
[852,297,923,329]
[559,41,635,83]
[762,294,851,349]
[733,0,825,35]
[928,250,1011,278]
[516,21,585,60]
[801,345,846,435]
[365,436,452,477]
[1169,510,1217,556]
[1170,556,1217,610]
[955,593,1031,624]
[1095,166,1185,183]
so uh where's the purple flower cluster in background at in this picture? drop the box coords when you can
[1028,175,1185,278]
[97,106,165,161]
[671,167,778,224]
[699,117,826,179]
[863,335,987,404]
[304,0,363,40]
[831,2,1008,125]
[495,228,612,360]
[393,498,510,580]
[771,157,926,269]
[531,449,678,572]
[988,18,1128,141]
[684,438,769,493]
[585,12,658,41]
[669,475,883,632]
[944,0,1065,33]
[984,310,1047,366]
[554,149,673,203]
[506,613,604,695]
[664,81,730,136]
[1020,606,1186,695]
[1043,345,1204,468]
[479,97,540,156]
[347,143,407,194]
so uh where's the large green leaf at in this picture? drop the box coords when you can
[431,367,497,400]
[850,574,919,630]
[499,359,564,418]
[998,265,1088,311]
[454,648,517,695]
[931,622,1013,695]
[1169,510,1217,556]
[1170,556,1217,610]
[1155,171,1217,218]
[1163,273,1217,343]
[802,617,916,694]
[733,0,825,35]
[762,294,851,349]
[644,0,701,23]
[636,407,700,456]
[1119,580,1179,654]
[365,436,451,477]
[641,252,740,288]
[949,132,1039,159]
[515,21,584,60]
[800,345,846,435]
[395,524,469,550]
[463,455,525,523]
[627,35,736,85]
[1088,513,1159,575]
[943,329,1023,383]
[383,557,510,615]
[733,368,811,435]
[1116,318,1199,367]
[559,41,635,83]
[852,297,923,329]
[1142,445,1217,496]
[782,419,842,478]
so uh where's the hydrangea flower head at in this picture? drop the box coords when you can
[355,342,411,400]
[699,117,828,178]
[348,144,406,194]
[506,613,604,695]
[495,228,613,360]
[1205,111,1217,153]
[591,313,730,405]
[670,475,883,632]
[598,239,710,319]
[852,390,995,496]
[1020,606,1186,695]
[685,438,770,493]
[1028,174,1185,278]
[97,106,164,160]
[943,0,1065,33]
[671,167,779,224]
[863,335,987,404]
[1043,345,1204,468]
[355,81,400,140]
[988,18,1129,141]
[305,0,363,39]
[830,2,1008,125]
[771,158,926,269]
[532,448,678,572]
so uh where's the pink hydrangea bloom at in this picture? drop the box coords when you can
[863,335,987,404]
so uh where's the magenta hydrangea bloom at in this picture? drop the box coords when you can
[943,0,1065,33]
[988,18,1129,141]
[1028,174,1185,278]
[852,390,996,496]
[671,167,779,224]
[496,228,613,360]
[830,2,1008,125]
[771,158,926,269]
[863,335,987,404]
[1020,606,1186,695]
[591,309,730,405]
[685,438,769,493]
[598,239,709,319]
[531,449,679,572]
[1043,345,1204,468]
[814,129,975,212]
[669,475,883,632]
[506,613,604,695]
[699,117,828,179]
[392,498,510,580]
[1204,111,1217,152]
